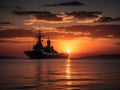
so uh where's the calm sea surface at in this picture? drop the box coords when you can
[0,59,120,90]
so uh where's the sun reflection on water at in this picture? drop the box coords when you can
[66,59,72,86]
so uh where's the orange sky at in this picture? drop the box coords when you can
[0,0,120,58]
[0,36,120,58]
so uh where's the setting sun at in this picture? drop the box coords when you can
[66,49,71,54]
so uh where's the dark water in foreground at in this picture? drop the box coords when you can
[0,59,120,90]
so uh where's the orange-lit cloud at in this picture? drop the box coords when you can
[58,24,120,39]
[0,24,120,39]
[13,10,120,25]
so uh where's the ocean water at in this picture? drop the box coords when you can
[0,59,120,90]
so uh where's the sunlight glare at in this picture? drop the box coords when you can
[66,49,71,54]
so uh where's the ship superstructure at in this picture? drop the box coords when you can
[24,31,68,59]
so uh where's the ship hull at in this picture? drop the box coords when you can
[24,51,68,59]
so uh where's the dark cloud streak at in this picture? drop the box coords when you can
[0,29,35,38]
[58,24,120,39]
[0,39,32,43]
[95,16,120,23]
[13,10,62,21]
[12,10,120,23]
[115,42,120,45]
[0,22,12,25]
[65,11,102,20]
[15,6,23,10]
[0,24,120,40]
[45,1,84,6]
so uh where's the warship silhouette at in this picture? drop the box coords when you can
[24,31,69,59]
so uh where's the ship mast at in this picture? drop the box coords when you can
[33,27,43,50]
[38,28,42,42]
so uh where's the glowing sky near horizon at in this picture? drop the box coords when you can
[0,0,120,58]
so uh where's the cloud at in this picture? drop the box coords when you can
[95,16,120,22]
[15,6,23,10]
[64,11,102,21]
[45,1,84,6]
[0,29,80,40]
[115,17,120,21]
[0,39,32,43]
[0,22,12,25]
[115,42,120,45]
[13,10,120,23]
[12,10,102,23]
[43,31,80,40]
[0,29,35,38]
[0,5,23,10]
[13,10,62,21]
[35,12,62,21]
[58,24,120,39]
[0,24,120,41]
[63,11,120,23]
